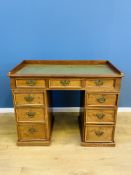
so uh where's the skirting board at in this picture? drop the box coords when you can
[0,107,131,113]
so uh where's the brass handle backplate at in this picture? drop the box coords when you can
[95,80,104,86]
[26,112,36,118]
[96,113,105,119]
[95,130,104,136]
[24,95,34,102]
[97,97,106,103]
[60,80,70,86]
[28,127,36,134]
[26,80,36,86]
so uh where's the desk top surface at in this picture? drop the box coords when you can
[8,60,124,77]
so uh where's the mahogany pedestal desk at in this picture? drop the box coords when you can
[8,60,124,147]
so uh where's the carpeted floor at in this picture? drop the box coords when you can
[0,112,131,175]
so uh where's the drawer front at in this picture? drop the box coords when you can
[18,124,47,141]
[16,79,45,88]
[85,125,114,142]
[49,79,82,88]
[14,93,44,105]
[16,108,46,122]
[86,79,115,91]
[87,94,117,106]
[85,109,115,123]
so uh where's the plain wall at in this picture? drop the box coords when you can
[0,0,131,107]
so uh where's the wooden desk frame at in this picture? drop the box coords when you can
[8,60,124,147]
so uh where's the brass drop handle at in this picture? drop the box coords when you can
[95,80,104,86]
[96,113,105,119]
[24,95,34,102]
[97,97,106,103]
[60,80,70,86]
[95,130,104,136]
[26,80,36,86]
[26,112,36,118]
[28,127,36,134]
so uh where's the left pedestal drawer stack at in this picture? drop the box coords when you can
[11,79,52,146]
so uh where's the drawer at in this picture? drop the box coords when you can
[85,125,114,142]
[16,107,46,122]
[14,93,44,105]
[86,79,115,91]
[18,124,47,141]
[85,109,115,123]
[16,79,45,88]
[86,94,117,106]
[49,79,82,88]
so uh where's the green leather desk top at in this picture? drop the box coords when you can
[8,60,123,77]
[16,64,117,76]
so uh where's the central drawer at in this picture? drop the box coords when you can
[14,93,44,105]
[16,107,46,122]
[86,93,118,106]
[49,79,82,88]
[18,123,47,141]
[84,125,114,142]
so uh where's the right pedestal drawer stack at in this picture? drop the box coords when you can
[82,78,121,146]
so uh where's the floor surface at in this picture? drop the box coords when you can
[0,112,131,175]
